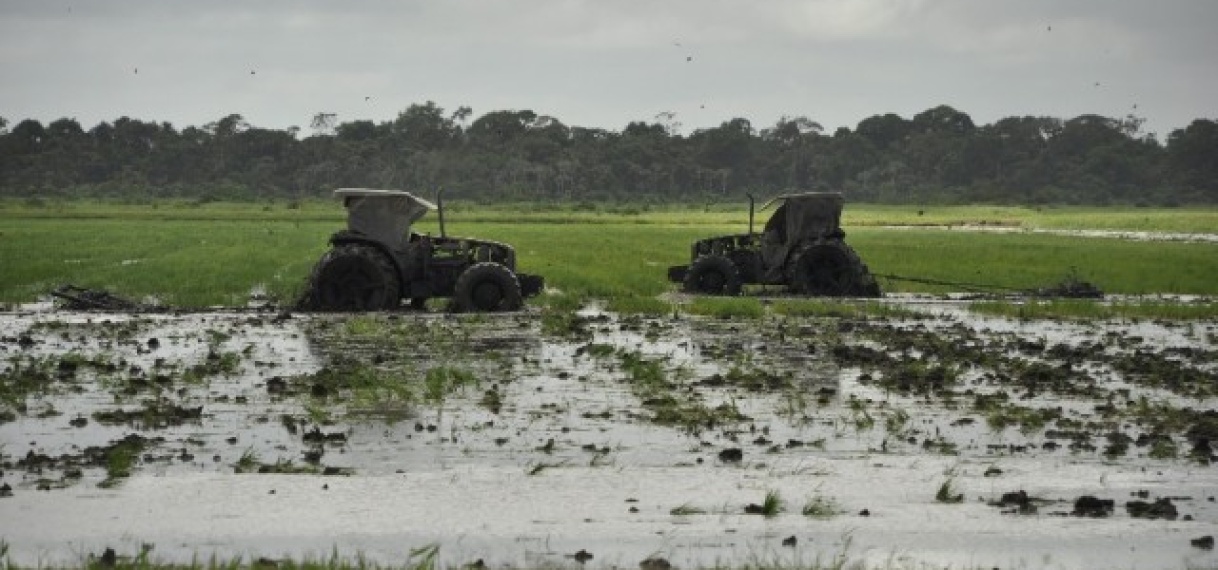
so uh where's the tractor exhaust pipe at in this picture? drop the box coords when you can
[747,193,756,237]
[436,186,447,238]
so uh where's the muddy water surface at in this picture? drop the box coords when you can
[2,301,1217,569]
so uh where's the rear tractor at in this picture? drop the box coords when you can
[299,188,543,312]
[668,192,880,297]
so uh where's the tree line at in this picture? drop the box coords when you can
[1,102,1215,205]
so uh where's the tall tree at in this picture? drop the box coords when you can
[1167,119,1218,201]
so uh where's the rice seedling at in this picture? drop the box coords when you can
[771,299,917,319]
[234,448,260,474]
[98,436,152,488]
[802,494,843,519]
[525,460,566,476]
[687,297,765,319]
[606,295,673,315]
[670,503,706,516]
[744,490,785,518]
[935,477,965,504]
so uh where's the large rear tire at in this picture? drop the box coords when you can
[453,262,523,312]
[304,244,400,311]
[789,242,880,297]
[683,255,742,296]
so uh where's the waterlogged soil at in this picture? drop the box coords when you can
[1,299,1217,570]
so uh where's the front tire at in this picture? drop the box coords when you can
[682,255,742,296]
[303,244,400,311]
[453,263,523,312]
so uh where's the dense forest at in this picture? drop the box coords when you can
[1,102,1215,205]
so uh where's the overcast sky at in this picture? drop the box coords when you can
[1,0,1215,138]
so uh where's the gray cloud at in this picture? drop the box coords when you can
[1,0,1214,138]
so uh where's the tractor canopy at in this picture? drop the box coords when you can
[758,192,845,268]
[335,188,436,249]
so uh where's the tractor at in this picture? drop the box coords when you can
[668,192,880,297]
[299,188,543,312]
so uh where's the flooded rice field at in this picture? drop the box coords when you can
[2,298,1217,569]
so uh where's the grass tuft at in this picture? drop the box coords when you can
[935,477,965,504]
[802,494,843,519]
[687,297,764,319]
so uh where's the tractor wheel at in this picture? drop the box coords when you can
[789,242,881,297]
[453,262,523,312]
[304,244,400,311]
[683,255,742,296]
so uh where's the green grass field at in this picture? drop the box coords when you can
[1,199,1216,307]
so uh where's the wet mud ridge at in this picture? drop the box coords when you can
[1,302,1217,569]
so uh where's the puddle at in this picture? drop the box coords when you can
[881,225,1218,244]
[1,304,1217,569]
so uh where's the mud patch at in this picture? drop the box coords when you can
[1,301,1217,569]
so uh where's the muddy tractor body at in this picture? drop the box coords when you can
[668,192,880,297]
[300,188,543,312]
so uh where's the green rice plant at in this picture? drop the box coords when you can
[984,405,1056,436]
[343,314,391,336]
[303,402,332,425]
[420,366,475,430]
[924,438,959,455]
[406,544,439,570]
[1148,439,1179,459]
[234,448,260,474]
[747,490,785,518]
[651,400,747,433]
[349,380,415,424]
[721,362,793,392]
[539,308,591,339]
[0,355,56,409]
[772,299,917,319]
[181,350,242,383]
[422,366,475,406]
[619,351,747,433]
[802,493,843,519]
[606,295,673,315]
[670,503,706,516]
[935,477,965,504]
[582,343,617,359]
[777,388,812,421]
[847,396,875,431]
[619,351,669,394]
[98,436,152,488]
[525,460,566,476]
[687,297,764,319]
[535,290,586,311]
[255,459,321,475]
[883,408,910,437]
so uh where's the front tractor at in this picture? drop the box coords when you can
[668,192,880,297]
[299,188,543,312]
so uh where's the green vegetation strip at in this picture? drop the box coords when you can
[6,200,1218,234]
[2,202,1217,306]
